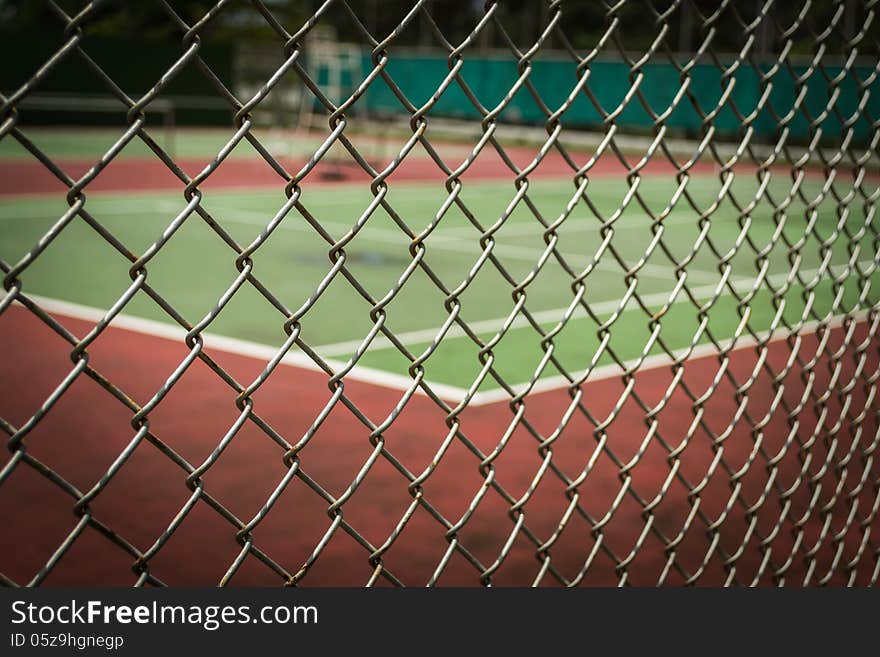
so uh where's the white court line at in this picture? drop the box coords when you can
[0,195,778,285]
[206,205,720,283]
[0,196,701,236]
[315,260,875,358]
[18,293,468,404]
[433,209,697,239]
[14,292,872,410]
[5,206,868,405]
[466,309,873,406]
[0,199,183,219]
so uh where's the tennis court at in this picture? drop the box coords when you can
[2,1,879,588]
[3,131,877,398]
[2,125,877,586]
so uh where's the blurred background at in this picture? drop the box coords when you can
[1,0,877,160]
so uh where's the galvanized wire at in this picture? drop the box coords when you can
[0,0,878,586]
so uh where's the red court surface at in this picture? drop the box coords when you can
[2,136,878,586]
[1,303,877,586]
[0,144,778,197]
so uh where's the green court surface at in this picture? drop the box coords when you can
[1,174,877,392]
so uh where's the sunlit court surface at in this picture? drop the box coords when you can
[1,1,879,588]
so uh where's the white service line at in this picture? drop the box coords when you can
[317,281,717,358]
[315,259,875,358]
[465,309,872,406]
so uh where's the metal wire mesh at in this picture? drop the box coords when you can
[1,0,879,586]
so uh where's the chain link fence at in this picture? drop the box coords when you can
[0,0,879,586]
